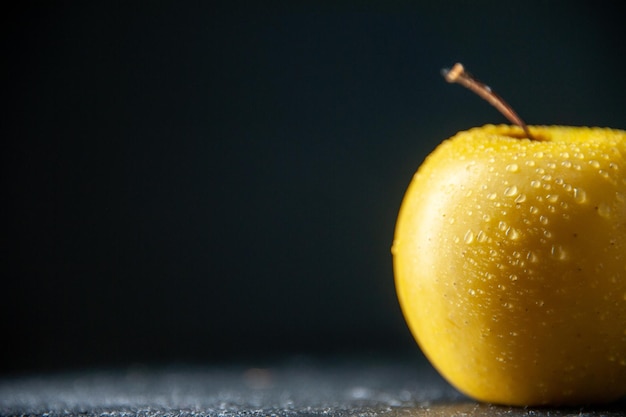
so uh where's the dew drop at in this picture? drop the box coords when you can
[506,227,520,240]
[487,192,497,200]
[589,160,601,169]
[561,160,572,168]
[477,231,488,243]
[504,185,518,197]
[539,215,549,225]
[597,203,611,218]
[527,251,539,263]
[573,188,587,204]
[464,230,475,244]
[525,160,536,167]
[551,245,568,261]
[530,180,541,189]
[506,163,519,173]
[509,274,518,281]
[514,194,527,203]
[498,221,508,232]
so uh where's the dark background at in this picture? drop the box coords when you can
[3,1,625,375]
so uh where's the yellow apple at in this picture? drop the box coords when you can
[393,123,626,405]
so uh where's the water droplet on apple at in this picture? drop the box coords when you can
[514,193,526,203]
[506,163,519,173]
[509,274,518,281]
[589,160,601,169]
[539,216,549,225]
[573,187,587,204]
[529,206,539,215]
[476,231,488,243]
[503,185,518,197]
[526,251,539,263]
[530,180,541,189]
[505,227,520,240]
[561,160,572,168]
[597,203,611,218]
[487,192,497,200]
[550,245,568,261]
[535,300,545,307]
[547,194,559,203]
[525,160,536,167]
[464,230,475,244]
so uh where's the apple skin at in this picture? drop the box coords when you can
[392,125,626,406]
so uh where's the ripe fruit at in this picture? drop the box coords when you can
[392,64,626,406]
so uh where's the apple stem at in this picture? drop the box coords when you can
[442,63,536,141]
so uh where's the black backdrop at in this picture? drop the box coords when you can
[3,1,625,374]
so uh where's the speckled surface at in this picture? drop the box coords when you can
[1,358,624,416]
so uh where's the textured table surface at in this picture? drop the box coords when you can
[1,357,625,417]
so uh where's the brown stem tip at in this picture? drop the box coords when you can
[442,63,536,141]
